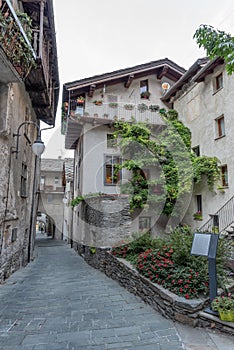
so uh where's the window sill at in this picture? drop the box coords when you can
[214,134,225,141]
[212,87,223,96]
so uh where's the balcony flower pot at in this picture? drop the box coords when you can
[93,100,103,106]
[109,102,118,108]
[140,91,151,99]
[193,211,202,220]
[77,96,85,104]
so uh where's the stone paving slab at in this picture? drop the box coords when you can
[0,238,233,350]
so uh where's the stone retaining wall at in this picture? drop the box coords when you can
[72,241,234,336]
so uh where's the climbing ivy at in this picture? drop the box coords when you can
[113,109,220,216]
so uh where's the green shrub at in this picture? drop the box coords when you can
[111,226,230,299]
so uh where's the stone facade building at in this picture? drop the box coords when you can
[0,0,59,281]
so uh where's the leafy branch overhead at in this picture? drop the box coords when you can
[194,24,234,75]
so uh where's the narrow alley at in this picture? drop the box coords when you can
[0,239,233,350]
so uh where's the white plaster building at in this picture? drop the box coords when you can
[62,59,187,246]
[162,57,234,234]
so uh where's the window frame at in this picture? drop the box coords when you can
[104,155,122,186]
[215,115,225,139]
[213,72,223,93]
[20,162,28,198]
[221,164,228,187]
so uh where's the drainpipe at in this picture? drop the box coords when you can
[39,0,45,59]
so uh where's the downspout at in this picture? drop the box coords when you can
[39,0,45,59]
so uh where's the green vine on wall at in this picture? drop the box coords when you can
[113,109,220,216]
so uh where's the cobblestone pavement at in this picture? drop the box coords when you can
[0,239,233,350]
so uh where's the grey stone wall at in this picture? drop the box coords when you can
[79,195,132,247]
[72,242,234,336]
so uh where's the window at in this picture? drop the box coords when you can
[221,165,228,187]
[40,176,45,190]
[214,73,223,92]
[139,217,151,231]
[140,80,149,99]
[104,155,121,185]
[21,162,27,197]
[107,134,117,148]
[196,195,202,213]
[215,115,225,138]
[54,176,59,185]
[192,146,200,157]
[11,228,18,242]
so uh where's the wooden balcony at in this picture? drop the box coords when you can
[0,0,59,125]
[0,0,36,83]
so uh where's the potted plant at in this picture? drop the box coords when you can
[193,211,202,220]
[93,100,103,106]
[140,91,151,99]
[124,104,134,110]
[77,96,85,104]
[137,103,148,113]
[149,104,160,112]
[211,293,234,322]
[109,102,118,108]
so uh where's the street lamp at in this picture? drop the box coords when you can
[12,121,45,158]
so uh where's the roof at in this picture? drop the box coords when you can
[161,57,225,104]
[41,158,64,172]
[161,57,209,103]
[62,58,186,101]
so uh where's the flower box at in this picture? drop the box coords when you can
[218,310,234,322]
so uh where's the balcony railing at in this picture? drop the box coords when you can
[0,0,36,80]
[62,102,164,133]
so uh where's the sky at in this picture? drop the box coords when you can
[42,0,234,158]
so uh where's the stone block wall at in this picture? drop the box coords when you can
[72,241,234,336]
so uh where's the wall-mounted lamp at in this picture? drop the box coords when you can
[12,121,45,159]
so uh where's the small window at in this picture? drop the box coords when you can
[139,217,151,231]
[140,80,149,99]
[21,162,27,197]
[214,73,223,92]
[11,227,18,242]
[221,165,228,187]
[196,195,202,213]
[107,134,117,148]
[192,146,200,157]
[215,115,225,138]
[104,155,121,185]
[54,177,59,185]
[40,176,45,190]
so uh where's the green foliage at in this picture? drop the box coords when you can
[111,226,230,299]
[193,155,220,189]
[194,24,234,75]
[71,192,103,208]
[114,109,220,216]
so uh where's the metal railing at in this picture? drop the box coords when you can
[199,195,234,233]
[69,103,165,126]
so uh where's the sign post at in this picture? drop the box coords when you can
[191,232,219,315]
